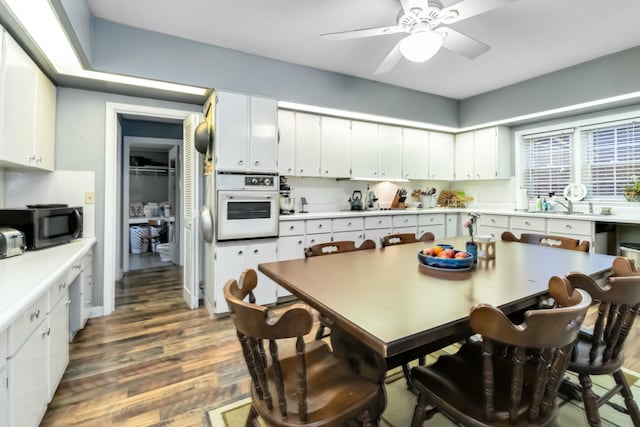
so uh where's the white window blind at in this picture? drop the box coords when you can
[521,132,573,197]
[581,121,640,198]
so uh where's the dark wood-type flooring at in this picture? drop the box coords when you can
[41,265,640,426]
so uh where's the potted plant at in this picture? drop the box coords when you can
[623,176,640,202]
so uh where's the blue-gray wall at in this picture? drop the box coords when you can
[55,87,200,305]
[122,119,183,139]
[58,0,93,64]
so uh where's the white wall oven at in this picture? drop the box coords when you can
[216,173,278,241]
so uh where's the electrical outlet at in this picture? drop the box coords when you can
[85,192,95,204]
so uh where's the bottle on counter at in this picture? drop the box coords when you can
[536,196,542,211]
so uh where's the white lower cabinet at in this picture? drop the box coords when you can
[546,218,593,248]
[418,214,446,240]
[392,215,417,235]
[445,214,459,238]
[214,241,278,314]
[332,217,364,245]
[510,215,545,238]
[363,216,392,247]
[0,364,6,427]
[8,319,48,427]
[48,287,69,400]
[277,233,306,297]
[306,233,332,247]
[476,214,509,240]
[69,250,93,340]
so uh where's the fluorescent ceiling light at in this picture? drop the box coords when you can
[3,0,207,96]
[400,31,443,63]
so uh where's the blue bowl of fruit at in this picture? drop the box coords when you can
[418,245,473,269]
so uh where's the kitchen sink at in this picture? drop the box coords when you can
[522,211,589,215]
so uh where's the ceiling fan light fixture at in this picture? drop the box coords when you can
[399,30,443,62]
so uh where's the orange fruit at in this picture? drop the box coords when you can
[432,245,443,256]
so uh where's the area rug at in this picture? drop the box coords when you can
[207,353,640,427]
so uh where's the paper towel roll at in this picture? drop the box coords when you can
[516,189,528,210]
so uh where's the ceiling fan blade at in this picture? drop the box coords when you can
[320,25,405,41]
[440,0,516,24]
[374,40,404,74]
[436,27,489,59]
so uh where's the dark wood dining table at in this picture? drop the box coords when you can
[258,236,615,380]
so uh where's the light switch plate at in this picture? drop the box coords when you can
[85,192,95,204]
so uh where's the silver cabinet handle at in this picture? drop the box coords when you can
[289,225,295,230]
[31,309,40,321]
[430,218,434,222]
[238,160,244,165]
[287,168,292,172]
[377,220,382,224]
[299,169,304,173]
[318,224,323,229]
[490,218,496,223]
[253,249,259,254]
[238,250,243,255]
[42,328,51,338]
[59,282,66,290]
[525,221,530,226]
[324,170,328,174]
[347,222,352,226]
[255,161,260,166]
[565,224,572,229]
[297,240,303,245]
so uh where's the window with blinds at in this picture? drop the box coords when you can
[581,121,640,198]
[521,132,573,197]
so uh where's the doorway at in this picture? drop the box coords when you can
[123,135,181,272]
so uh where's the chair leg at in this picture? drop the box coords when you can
[402,363,415,392]
[578,374,602,427]
[613,370,640,427]
[411,393,430,427]
[315,324,326,340]
[245,404,260,427]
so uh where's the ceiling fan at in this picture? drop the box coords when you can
[320,0,515,74]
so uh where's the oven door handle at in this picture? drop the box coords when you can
[223,194,273,201]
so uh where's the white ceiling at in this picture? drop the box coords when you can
[87,0,640,100]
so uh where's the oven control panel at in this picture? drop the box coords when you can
[245,176,273,187]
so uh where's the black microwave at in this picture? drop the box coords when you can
[0,206,83,250]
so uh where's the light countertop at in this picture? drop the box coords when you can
[0,237,96,332]
[279,207,640,225]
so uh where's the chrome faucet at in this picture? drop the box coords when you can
[555,197,573,214]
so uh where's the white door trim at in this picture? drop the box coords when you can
[104,102,196,315]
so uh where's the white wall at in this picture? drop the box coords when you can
[0,170,5,208]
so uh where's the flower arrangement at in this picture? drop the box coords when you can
[464,212,480,243]
[623,176,640,202]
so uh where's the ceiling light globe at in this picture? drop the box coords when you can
[399,31,443,63]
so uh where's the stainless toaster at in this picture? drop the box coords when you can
[0,227,27,258]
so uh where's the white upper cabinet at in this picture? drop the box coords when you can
[428,131,454,180]
[378,124,403,181]
[215,91,277,173]
[320,116,351,178]
[0,29,56,171]
[294,112,321,176]
[351,121,379,179]
[454,126,512,180]
[402,128,429,180]
[454,131,474,180]
[277,110,295,175]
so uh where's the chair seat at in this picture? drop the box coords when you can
[411,342,556,426]
[254,340,383,425]
[568,330,624,376]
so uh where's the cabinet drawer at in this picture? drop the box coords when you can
[0,328,6,364]
[547,218,592,236]
[80,252,92,270]
[392,214,417,228]
[8,292,47,355]
[418,213,445,226]
[510,216,545,232]
[67,261,83,284]
[364,216,392,229]
[279,220,305,236]
[306,219,331,234]
[332,217,363,232]
[49,278,69,311]
[479,214,509,228]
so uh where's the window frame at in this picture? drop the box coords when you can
[515,109,640,202]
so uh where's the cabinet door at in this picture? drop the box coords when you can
[248,241,278,306]
[48,296,69,400]
[249,96,278,172]
[320,116,351,178]
[351,121,378,179]
[402,128,429,180]
[364,227,392,248]
[445,214,459,238]
[418,224,445,240]
[0,31,37,168]
[277,110,295,175]
[213,245,248,314]
[33,69,56,171]
[8,324,48,427]
[306,232,332,247]
[454,131,474,180]
[473,127,497,180]
[378,124,402,180]
[332,230,365,246]
[0,365,6,427]
[428,131,454,180]
[215,91,248,172]
[294,113,320,176]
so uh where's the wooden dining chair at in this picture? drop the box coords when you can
[304,239,376,340]
[224,269,385,427]
[501,231,590,252]
[304,239,375,257]
[410,276,592,426]
[560,256,640,427]
[380,232,435,247]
